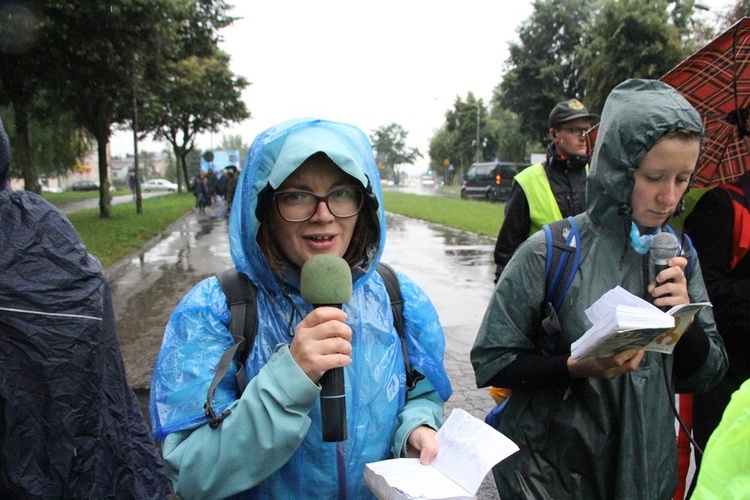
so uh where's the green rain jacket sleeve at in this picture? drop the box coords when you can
[162,344,320,500]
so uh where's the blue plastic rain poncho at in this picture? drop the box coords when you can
[150,118,451,499]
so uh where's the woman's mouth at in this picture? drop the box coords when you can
[304,234,336,249]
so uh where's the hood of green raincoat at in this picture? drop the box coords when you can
[228,118,385,294]
[586,79,704,230]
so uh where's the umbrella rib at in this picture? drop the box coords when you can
[732,25,749,138]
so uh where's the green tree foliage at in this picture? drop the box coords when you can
[723,0,750,27]
[579,0,687,112]
[498,0,595,145]
[428,126,453,175]
[488,88,536,162]
[40,0,179,216]
[219,133,249,166]
[0,2,50,192]
[150,49,249,191]
[369,123,421,185]
[0,105,89,184]
[438,95,494,177]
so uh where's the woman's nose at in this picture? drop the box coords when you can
[309,200,335,222]
[659,184,681,206]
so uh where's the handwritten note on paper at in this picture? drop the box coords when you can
[364,409,520,499]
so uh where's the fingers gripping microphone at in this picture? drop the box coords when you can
[300,255,352,442]
[650,232,680,310]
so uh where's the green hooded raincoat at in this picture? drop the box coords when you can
[471,80,728,499]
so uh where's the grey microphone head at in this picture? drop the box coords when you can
[650,232,680,265]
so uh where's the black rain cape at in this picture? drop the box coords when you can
[0,119,171,498]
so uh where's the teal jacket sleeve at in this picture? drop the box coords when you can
[391,369,444,458]
[162,344,320,500]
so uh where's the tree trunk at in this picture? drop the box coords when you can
[181,153,191,192]
[94,129,112,218]
[11,96,38,193]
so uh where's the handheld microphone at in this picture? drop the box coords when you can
[650,232,680,310]
[300,254,352,442]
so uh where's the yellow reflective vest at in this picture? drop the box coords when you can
[513,163,562,236]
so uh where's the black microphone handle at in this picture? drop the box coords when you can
[653,263,673,312]
[314,303,347,442]
[320,366,346,442]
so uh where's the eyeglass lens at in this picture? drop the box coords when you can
[275,187,363,222]
[562,127,588,136]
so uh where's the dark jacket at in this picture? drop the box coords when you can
[472,80,727,499]
[493,142,587,280]
[685,174,750,454]
[0,119,171,498]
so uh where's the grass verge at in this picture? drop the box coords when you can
[44,189,130,205]
[67,194,195,268]
[382,190,504,237]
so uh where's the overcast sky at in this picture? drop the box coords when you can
[110,0,732,175]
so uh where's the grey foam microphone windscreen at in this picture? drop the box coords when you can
[300,255,353,306]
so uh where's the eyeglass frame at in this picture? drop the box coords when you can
[557,126,591,137]
[272,185,365,223]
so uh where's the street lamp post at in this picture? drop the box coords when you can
[475,104,481,163]
[469,102,481,163]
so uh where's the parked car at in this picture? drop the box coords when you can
[41,185,63,193]
[141,179,178,192]
[70,180,100,192]
[460,161,529,202]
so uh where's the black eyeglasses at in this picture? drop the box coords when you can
[559,126,590,137]
[273,186,364,222]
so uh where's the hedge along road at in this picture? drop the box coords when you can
[106,199,502,499]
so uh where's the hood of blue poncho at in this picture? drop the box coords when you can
[228,118,386,295]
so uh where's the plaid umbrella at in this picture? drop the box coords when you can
[659,17,750,188]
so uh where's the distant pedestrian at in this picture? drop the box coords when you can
[207,167,218,204]
[128,170,137,199]
[223,166,238,215]
[192,173,211,214]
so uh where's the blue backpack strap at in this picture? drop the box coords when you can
[543,217,581,313]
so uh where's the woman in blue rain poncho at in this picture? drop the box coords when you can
[150,118,452,499]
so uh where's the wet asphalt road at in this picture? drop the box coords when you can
[106,199,502,499]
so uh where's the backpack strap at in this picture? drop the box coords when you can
[204,269,258,429]
[543,217,581,313]
[376,262,424,391]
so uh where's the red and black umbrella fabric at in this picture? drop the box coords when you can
[660,17,750,188]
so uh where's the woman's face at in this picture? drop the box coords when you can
[271,156,360,269]
[630,136,700,231]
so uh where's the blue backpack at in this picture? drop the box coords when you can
[485,217,695,427]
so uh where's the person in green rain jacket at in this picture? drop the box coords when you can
[471,79,727,499]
